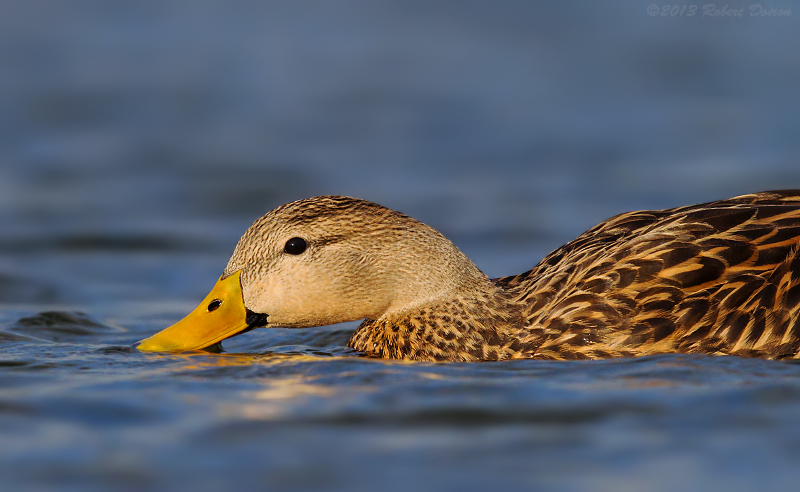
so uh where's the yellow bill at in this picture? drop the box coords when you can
[137,271,253,352]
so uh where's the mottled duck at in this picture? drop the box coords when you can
[138,191,800,361]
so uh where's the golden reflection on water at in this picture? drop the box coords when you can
[153,352,357,420]
[170,351,322,369]
[235,376,343,420]
[135,351,495,421]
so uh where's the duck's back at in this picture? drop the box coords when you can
[497,190,800,360]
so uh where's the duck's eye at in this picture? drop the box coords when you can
[207,299,222,312]
[284,237,307,255]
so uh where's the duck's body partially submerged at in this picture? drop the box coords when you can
[138,191,800,361]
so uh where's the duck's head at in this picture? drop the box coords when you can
[136,196,489,352]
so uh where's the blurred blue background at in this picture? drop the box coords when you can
[1,1,800,491]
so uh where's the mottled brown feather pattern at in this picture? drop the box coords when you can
[346,190,800,361]
[349,287,527,361]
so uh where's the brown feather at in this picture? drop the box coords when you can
[349,191,800,360]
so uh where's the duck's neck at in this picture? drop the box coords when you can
[347,283,527,361]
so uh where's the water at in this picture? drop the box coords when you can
[2,1,800,490]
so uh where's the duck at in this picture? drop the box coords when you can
[137,190,800,361]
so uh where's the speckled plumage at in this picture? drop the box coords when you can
[351,190,800,361]
[228,191,800,362]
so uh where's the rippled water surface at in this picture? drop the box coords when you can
[2,1,800,491]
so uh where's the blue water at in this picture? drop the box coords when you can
[2,1,800,490]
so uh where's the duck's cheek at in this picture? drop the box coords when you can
[245,286,337,328]
[240,280,285,321]
[239,273,321,326]
[136,271,251,352]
